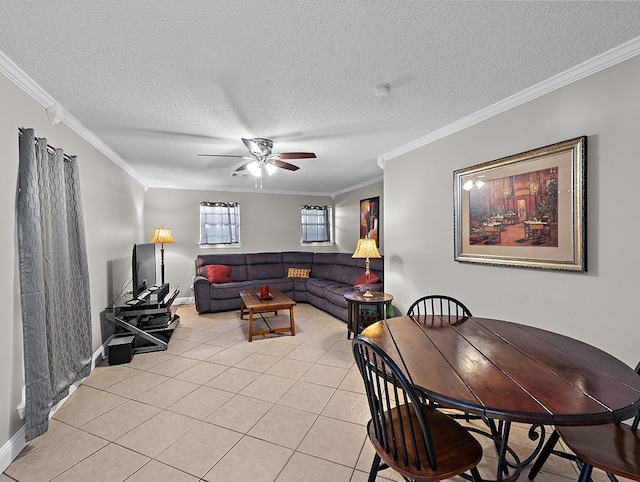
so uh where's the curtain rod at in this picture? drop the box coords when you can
[18,128,73,163]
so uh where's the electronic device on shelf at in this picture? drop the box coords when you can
[132,243,156,299]
[137,288,153,300]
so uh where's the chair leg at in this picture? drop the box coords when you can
[470,466,482,482]
[578,463,593,482]
[606,473,619,482]
[368,453,381,482]
[528,429,560,480]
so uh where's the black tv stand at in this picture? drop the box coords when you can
[105,284,180,358]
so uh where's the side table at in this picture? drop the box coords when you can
[344,291,394,339]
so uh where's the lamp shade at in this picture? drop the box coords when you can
[150,227,175,244]
[352,238,381,259]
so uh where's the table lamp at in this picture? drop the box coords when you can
[352,237,381,298]
[150,226,175,285]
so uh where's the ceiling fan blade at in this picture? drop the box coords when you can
[273,160,300,171]
[198,153,247,158]
[235,161,252,171]
[277,152,316,159]
[242,138,263,156]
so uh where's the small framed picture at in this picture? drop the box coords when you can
[360,196,380,246]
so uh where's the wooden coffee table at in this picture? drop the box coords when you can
[239,288,296,342]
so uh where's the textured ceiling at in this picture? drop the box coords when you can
[2,1,640,194]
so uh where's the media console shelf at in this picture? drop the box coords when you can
[105,284,180,362]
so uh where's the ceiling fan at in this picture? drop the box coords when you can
[198,137,316,179]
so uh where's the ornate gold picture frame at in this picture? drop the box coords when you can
[453,137,587,271]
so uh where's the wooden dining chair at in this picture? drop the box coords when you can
[528,362,640,482]
[406,295,472,325]
[352,335,483,482]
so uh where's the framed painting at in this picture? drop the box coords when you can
[360,196,380,246]
[453,136,586,271]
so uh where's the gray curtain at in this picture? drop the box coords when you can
[17,128,92,442]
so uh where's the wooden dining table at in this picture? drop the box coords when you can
[360,315,640,481]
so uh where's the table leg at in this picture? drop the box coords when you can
[496,421,512,482]
[289,307,296,336]
[248,309,254,342]
[240,299,246,320]
[347,301,354,339]
[463,418,520,482]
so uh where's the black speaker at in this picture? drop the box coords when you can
[108,335,135,365]
[150,283,170,303]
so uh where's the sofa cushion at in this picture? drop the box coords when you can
[206,264,231,284]
[293,279,308,292]
[306,278,336,298]
[287,267,311,278]
[252,278,294,294]
[208,281,255,300]
[282,251,315,264]
[310,263,335,280]
[324,284,353,308]
[311,253,362,285]
[246,252,284,279]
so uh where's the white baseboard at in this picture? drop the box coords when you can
[0,424,26,475]
[0,344,105,473]
[174,297,194,306]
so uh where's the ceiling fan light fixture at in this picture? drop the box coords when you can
[247,161,262,177]
[265,163,277,176]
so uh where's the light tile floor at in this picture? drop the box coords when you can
[2,303,593,482]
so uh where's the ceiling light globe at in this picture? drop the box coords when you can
[247,161,261,177]
[265,163,277,176]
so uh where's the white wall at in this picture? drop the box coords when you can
[334,181,384,254]
[384,55,640,366]
[0,71,145,456]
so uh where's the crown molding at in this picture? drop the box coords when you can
[331,175,384,198]
[147,182,334,197]
[0,49,147,188]
[148,174,385,198]
[381,35,640,163]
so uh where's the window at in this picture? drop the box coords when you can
[301,205,332,243]
[200,201,241,245]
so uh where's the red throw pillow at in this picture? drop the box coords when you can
[354,271,380,286]
[205,264,231,284]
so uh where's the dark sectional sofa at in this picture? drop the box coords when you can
[193,251,384,322]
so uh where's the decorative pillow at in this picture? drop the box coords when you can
[205,264,231,284]
[287,267,311,278]
[354,271,380,286]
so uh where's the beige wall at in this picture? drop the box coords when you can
[384,55,640,366]
[334,181,384,254]
[0,71,145,453]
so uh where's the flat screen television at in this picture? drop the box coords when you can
[132,243,156,298]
